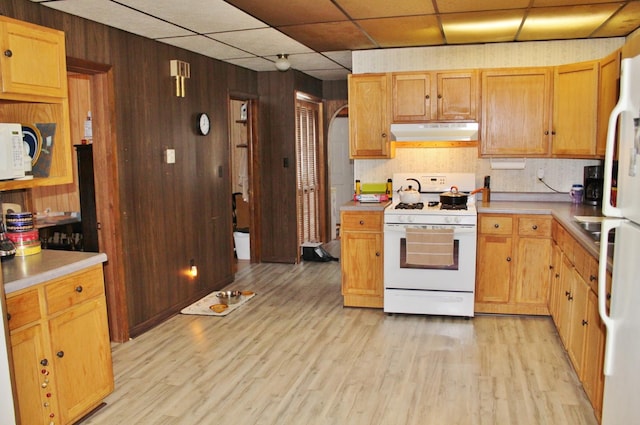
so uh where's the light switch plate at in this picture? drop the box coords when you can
[165,149,175,164]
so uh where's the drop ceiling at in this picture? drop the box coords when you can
[31,0,640,80]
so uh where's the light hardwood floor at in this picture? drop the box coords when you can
[82,260,598,425]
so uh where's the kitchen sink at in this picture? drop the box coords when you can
[574,216,615,244]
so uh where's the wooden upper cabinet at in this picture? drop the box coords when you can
[436,71,478,121]
[0,16,68,98]
[480,67,553,156]
[597,50,621,157]
[392,72,434,122]
[552,60,599,157]
[0,16,74,192]
[348,73,393,158]
[392,70,478,122]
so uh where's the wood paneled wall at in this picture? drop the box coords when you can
[0,0,266,336]
[256,72,322,263]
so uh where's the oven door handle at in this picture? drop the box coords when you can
[384,224,476,233]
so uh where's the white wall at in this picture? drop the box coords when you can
[352,38,626,193]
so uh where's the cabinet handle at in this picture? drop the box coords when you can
[544,130,549,135]
[532,225,538,230]
[75,285,83,293]
[607,292,611,300]
[506,257,511,262]
[582,319,588,326]
[359,220,365,225]
[590,275,596,282]
[568,294,574,301]
[552,131,556,135]
[375,252,381,257]
[6,313,10,321]
[494,223,500,228]
[40,359,49,366]
[425,95,430,99]
[437,94,442,99]
[381,132,387,138]
[555,273,560,278]
[3,49,12,57]
[56,351,64,358]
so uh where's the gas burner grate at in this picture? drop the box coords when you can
[395,202,424,210]
[440,203,468,210]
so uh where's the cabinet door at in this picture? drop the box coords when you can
[597,50,620,157]
[552,61,599,157]
[549,242,563,325]
[557,255,575,346]
[341,230,383,298]
[480,68,552,156]
[514,237,551,305]
[49,298,114,424]
[348,74,391,158]
[436,71,477,121]
[0,17,67,97]
[392,72,434,121]
[11,324,58,425]
[583,289,605,417]
[567,271,589,378]
[475,235,512,303]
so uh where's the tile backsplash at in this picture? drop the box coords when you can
[351,37,620,194]
[355,148,601,194]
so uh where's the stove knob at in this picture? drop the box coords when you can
[407,215,414,223]
[454,216,462,224]
[444,216,452,224]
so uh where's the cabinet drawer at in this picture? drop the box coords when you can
[45,265,105,314]
[6,289,41,331]
[479,215,513,235]
[341,212,383,231]
[518,217,552,237]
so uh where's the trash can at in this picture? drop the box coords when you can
[233,231,250,260]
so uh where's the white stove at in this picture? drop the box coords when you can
[383,173,478,317]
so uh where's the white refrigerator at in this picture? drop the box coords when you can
[599,52,640,425]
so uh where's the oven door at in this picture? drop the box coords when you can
[383,223,477,292]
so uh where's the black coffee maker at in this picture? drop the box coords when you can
[583,165,604,205]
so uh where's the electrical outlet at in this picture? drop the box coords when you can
[165,148,176,164]
[537,168,544,179]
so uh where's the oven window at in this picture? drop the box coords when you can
[399,238,459,270]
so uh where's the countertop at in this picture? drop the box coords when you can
[340,200,391,211]
[2,250,108,294]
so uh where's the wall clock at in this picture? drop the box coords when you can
[197,113,210,136]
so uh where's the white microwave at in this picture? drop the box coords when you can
[0,123,26,180]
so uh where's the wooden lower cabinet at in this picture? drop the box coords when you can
[340,209,384,307]
[475,214,551,314]
[549,219,608,422]
[6,264,114,425]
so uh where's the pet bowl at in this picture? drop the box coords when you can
[216,290,243,305]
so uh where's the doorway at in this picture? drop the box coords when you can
[228,96,258,268]
[327,104,352,240]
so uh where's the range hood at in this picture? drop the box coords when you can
[390,122,479,142]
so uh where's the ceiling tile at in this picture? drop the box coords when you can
[45,0,193,39]
[322,51,353,69]
[116,0,267,34]
[285,53,346,71]
[519,4,622,40]
[593,1,640,37]
[160,35,252,59]
[224,56,275,72]
[278,22,377,51]
[442,10,525,44]
[303,69,352,81]
[335,0,435,19]
[357,16,444,48]
[435,0,531,13]
[210,28,313,56]
[532,0,623,6]
[225,0,347,26]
